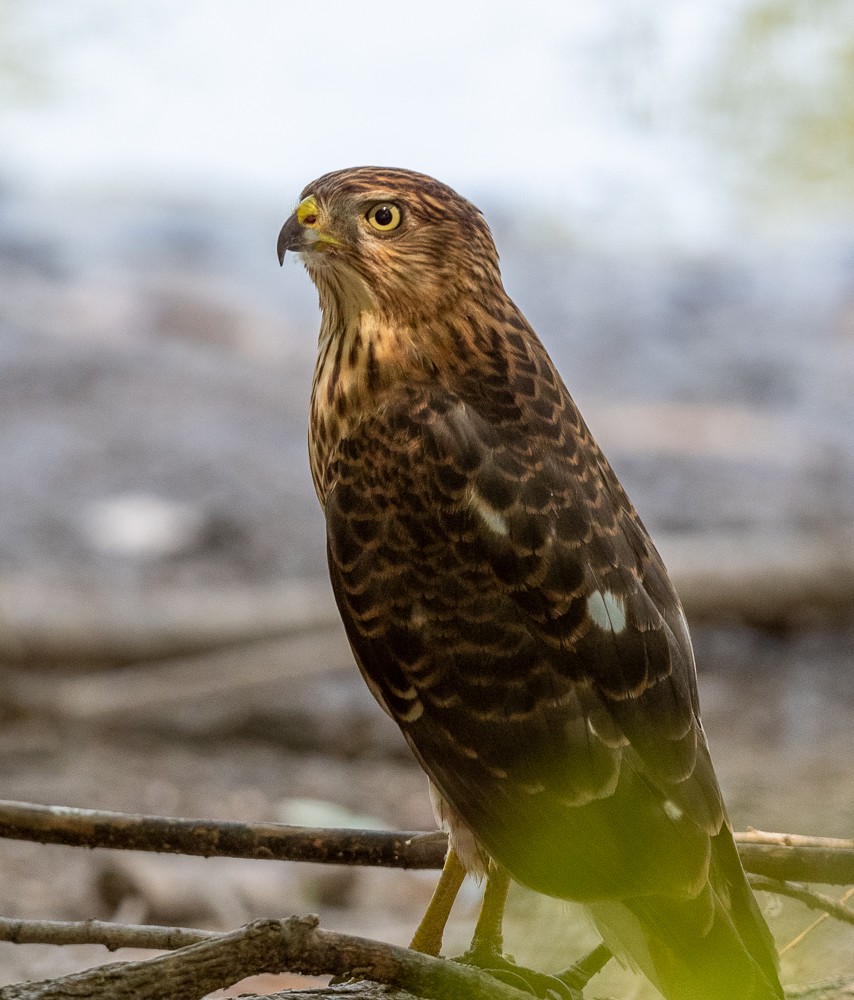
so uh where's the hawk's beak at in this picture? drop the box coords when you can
[277,194,341,266]
[277,212,304,265]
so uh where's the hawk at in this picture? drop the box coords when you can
[277,167,783,1000]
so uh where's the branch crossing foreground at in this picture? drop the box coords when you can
[0,799,851,999]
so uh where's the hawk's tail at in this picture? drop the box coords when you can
[592,828,783,999]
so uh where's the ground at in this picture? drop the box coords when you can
[1,624,852,997]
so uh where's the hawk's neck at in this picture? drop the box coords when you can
[307,278,536,506]
[308,308,460,503]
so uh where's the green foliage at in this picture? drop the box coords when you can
[704,0,854,213]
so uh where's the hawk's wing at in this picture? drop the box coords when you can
[324,372,724,902]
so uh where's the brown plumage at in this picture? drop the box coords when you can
[278,166,783,1000]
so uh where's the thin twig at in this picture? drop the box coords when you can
[779,885,854,958]
[748,876,854,927]
[0,916,216,951]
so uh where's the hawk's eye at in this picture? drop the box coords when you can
[367,203,401,232]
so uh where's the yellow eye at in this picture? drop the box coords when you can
[366,203,401,232]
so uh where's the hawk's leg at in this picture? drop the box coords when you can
[461,865,584,998]
[469,861,511,959]
[409,847,466,956]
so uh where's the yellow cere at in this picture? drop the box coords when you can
[296,194,341,250]
[297,195,320,227]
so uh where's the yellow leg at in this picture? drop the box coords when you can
[470,861,511,958]
[410,848,467,956]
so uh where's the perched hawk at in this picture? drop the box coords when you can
[278,167,783,1000]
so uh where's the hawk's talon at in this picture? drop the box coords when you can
[454,951,582,999]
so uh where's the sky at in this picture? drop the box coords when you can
[0,0,850,247]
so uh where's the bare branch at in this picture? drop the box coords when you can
[0,799,445,869]
[0,916,216,951]
[245,988,423,1000]
[749,876,854,926]
[735,830,854,886]
[783,978,854,999]
[0,916,545,1000]
[2,801,853,886]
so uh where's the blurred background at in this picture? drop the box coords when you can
[0,1,853,996]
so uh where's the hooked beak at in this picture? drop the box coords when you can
[277,212,304,265]
[277,194,341,266]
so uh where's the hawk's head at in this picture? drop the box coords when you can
[278,167,501,322]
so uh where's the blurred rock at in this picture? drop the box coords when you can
[80,493,207,560]
[96,852,305,928]
[275,799,387,831]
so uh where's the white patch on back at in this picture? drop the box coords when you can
[587,589,628,633]
[663,799,684,822]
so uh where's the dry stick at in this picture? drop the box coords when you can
[0,916,540,1000]
[248,989,423,1000]
[244,979,854,1000]
[0,916,216,951]
[3,880,852,958]
[0,914,603,995]
[784,976,854,999]
[0,917,585,999]
[1,801,853,885]
[778,885,854,959]
[748,876,854,926]
[736,829,854,886]
[0,799,445,869]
